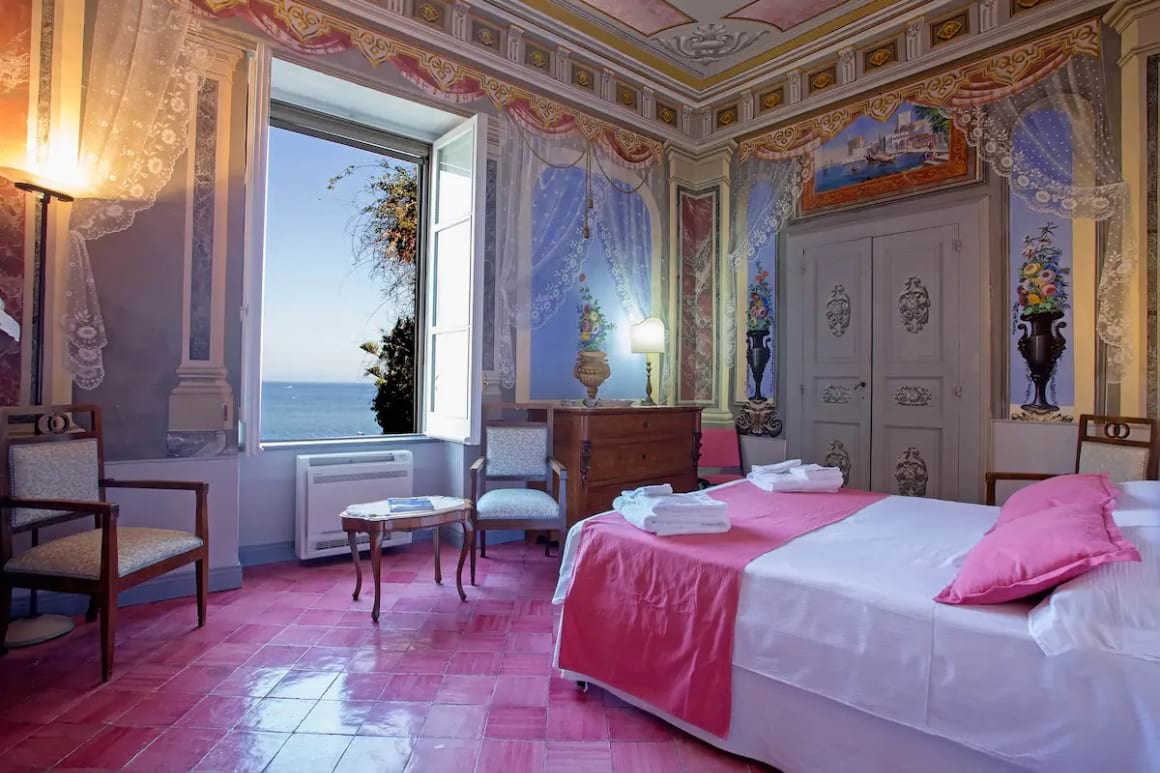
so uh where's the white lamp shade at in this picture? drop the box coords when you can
[630,317,666,354]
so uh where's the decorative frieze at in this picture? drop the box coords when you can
[905,16,926,60]
[739,89,754,123]
[472,21,499,50]
[863,40,898,71]
[641,86,655,119]
[931,11,970,47]
[838,47,856,85]
[980,0,1001,31]
[450,1,470,41]
[600,67,615,102]
[787,70,802,103]
[506,25,524,63]
[758,86,784,113]
[554,46,570,82]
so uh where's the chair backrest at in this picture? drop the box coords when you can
[699,426,741,471]
[481,418,550,483]
[1074,414,1158,482]
[0,405,105,534]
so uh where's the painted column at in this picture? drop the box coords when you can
[667,144,735,426]
[1106,0,1160,415]
[167,34,243,457]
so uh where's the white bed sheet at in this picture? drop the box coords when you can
[555,488,1160,772]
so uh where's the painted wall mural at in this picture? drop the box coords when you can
[799,101,978,217]
[527,167,652,401]
[0,0,31,406]
[1008,108,1078,422]
[677,187,717,404]
[742,181,777,404]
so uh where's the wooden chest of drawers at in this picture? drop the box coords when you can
[551,406,703,529]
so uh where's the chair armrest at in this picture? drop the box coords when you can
[469,457,486,503]
[549,458,568,524]
[100,479,209,541]
[101,479,208,493]
[983,471,1056,506]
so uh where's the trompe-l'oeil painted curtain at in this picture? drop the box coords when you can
[495,115,666,391]
[65,0,205,389]
[734,22,1134,381]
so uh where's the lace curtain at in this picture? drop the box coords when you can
[65,0,204,389]
[938,54,1134,381]
[494,114,666,390]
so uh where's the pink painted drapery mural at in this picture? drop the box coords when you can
[189,0,663,168]
[0,0,32,405]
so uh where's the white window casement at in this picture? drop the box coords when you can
[240,57,485,450]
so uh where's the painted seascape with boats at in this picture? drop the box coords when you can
[813,102,952,194]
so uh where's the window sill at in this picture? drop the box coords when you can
[257,434,441,452]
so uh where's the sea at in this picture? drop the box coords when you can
[261,381,383,441]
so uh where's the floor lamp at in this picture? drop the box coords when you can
[1,167,78,648]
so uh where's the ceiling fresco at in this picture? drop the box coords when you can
[492,0,887,85]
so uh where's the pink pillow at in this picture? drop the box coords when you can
[995,473,1118,531]
[935,501,1141,605]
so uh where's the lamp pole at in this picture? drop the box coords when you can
[14,181,73,404]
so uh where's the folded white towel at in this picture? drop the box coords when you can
[751,459,803,475]
[613,491,731,536]
[620,483,674,500]
[747,466,843,493]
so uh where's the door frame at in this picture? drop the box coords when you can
[785,196,989,502]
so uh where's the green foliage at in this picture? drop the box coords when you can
[331,160,420,434]
[912,105,950,137]
[362,316,415,434]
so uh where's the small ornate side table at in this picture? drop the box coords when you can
[340,496,475,622]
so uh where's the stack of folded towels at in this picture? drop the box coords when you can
[612,484,731,536]
[747,459,844,493]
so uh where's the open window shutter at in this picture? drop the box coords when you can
[423,114,487,444]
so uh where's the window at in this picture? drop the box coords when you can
[251,60,487,447]
[260,106,424,442]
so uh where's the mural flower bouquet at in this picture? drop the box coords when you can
[746,263,773,401]
[573,278,614,401]
[1013,222,1069,415]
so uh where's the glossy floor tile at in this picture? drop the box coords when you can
[0,542,766,771]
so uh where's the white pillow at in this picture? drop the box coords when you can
[1029,513,1159,660]
[1114,481,1160,522]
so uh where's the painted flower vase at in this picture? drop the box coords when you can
[1016,310,1067,414]
[574,350,611,402]
[746,329,771,402]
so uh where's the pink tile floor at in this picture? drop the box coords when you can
[0,541,768,772]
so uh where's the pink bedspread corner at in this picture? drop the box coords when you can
[557,483,887,738]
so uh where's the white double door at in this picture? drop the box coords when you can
[786,203,983,502]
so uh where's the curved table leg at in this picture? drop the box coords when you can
[369,525,384,623]
[348,530,362,601]
[433,526,442,584]
[456,515,473,602]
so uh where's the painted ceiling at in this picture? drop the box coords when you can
[491,0,893,87]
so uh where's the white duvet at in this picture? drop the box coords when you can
[556,485,1160,772]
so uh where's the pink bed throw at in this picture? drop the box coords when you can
[557,483,886,738]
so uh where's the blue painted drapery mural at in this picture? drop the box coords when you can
[744,181,777,404]
[527,167,652,400]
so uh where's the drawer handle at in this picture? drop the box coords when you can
[642,421,649,429]
[640,453,646,460]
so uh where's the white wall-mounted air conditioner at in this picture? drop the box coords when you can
[295,450,414,560]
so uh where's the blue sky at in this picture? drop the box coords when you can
[262,127,414,383]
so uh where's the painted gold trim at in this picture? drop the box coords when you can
[504,0,905,89]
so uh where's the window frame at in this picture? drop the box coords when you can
[253,100,431,447]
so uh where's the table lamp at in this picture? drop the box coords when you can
[630,317,665,406]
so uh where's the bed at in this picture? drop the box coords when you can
[552,481,1160,773]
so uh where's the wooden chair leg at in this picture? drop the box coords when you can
[100,587,117,682]
[480,530,487,558]
[195,557,207,628]
[0,581,10,655]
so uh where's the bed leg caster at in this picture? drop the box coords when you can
[576,680,589,693]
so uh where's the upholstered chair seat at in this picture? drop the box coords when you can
[5,527,204,580]
[476,488,560,520]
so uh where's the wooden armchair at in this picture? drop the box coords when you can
[985,414,1159,505]
[469,409,566,579]
[0,405,209,681]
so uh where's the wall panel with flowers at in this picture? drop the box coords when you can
[1007,106,1094,422]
